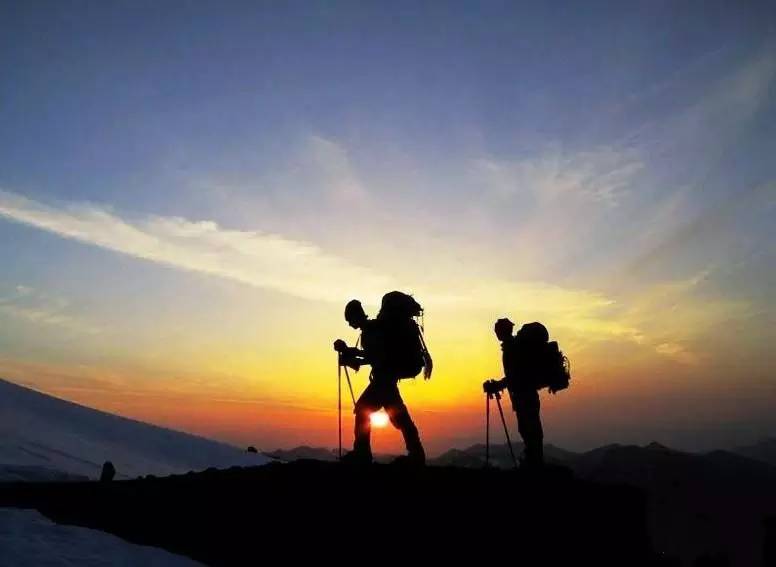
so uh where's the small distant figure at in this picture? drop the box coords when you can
[100,461,116,482]
[334,294,431,466]
[245,446,258,454]
[483,318,570,468]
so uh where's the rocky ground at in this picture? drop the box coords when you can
[0,460,653,565]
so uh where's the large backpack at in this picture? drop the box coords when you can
[376,291,433,380]
[516,322,571,393]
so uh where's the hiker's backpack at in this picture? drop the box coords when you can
[516,322,571,394]
[376,291,433,380]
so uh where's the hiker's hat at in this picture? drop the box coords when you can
[344,299,365,321]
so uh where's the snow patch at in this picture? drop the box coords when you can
[0,508,203,566]
[0,378,268,480]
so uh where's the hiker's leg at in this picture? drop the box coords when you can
[515,389,543,465]
[353,383,380,459]
[384,384,425,461]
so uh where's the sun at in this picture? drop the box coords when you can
[370,411,389,428]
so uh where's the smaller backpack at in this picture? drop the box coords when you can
[542,341,571,394]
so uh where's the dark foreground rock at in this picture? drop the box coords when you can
[0,461,655,565]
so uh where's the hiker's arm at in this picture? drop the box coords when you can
[343,355,364,371]
[483,378,507,394]
[345,346,369,365]
[333,340,365,358]
[334,340,367,370]
[340,351,366,371]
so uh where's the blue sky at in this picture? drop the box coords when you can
[1,1,774,452]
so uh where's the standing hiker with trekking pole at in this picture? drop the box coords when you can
[333,294,432,466]
[483,317,571,469]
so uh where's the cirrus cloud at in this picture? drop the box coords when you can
[0,189,393,303]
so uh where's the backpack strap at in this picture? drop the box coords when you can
[418,325,433,380]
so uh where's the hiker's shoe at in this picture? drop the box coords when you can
[340,450,373,466]
[391,453,426,467]
[519,455,544,474]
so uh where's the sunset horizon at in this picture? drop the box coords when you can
[2,1,774,459]
[3,3,776,564]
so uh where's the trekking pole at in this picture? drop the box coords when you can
[337,356,342,460]
[342,363,356,407]
[494,391,518,470]
[485,392,490,467]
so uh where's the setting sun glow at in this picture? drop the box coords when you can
[0,1,773,460]
[370,411,390,428]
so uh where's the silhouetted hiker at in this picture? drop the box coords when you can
[484,318,547,468]
[334,295,430,466]
[100,461,116,482]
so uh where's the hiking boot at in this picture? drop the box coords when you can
[518,452,544,473]
[391,453,426,467]
[340,450,373,466]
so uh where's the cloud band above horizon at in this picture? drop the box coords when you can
[0,189,394,303]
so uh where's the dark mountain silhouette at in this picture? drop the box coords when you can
[0,460,652,566]
[419,440,776,564]
[569,443,776,566]
[430,441,578,468]
[732,437,776,467]
[264,442,579,469]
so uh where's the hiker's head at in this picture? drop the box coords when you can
[494,318,514,342]
[344,299,368,329]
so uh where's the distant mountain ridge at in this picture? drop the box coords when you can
[272,438,776,470]
[0,378,268,480]
[431,441,578,468]
[731,437,776,467]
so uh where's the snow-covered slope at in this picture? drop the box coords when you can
[0,378,268,480]
[0,465,88,483]
[0,508,203,566]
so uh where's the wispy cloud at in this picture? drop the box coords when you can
[695,43,776,126]
[473,146,643,207]
[0,285,102,335]
[620,180,775,282]
[0,188,727,365]
[0,189,392,303]
[463,145,646,280]
[305,134,368,205]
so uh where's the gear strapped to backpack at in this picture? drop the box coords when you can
[516,322,571,394]
[376,291,433,380]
